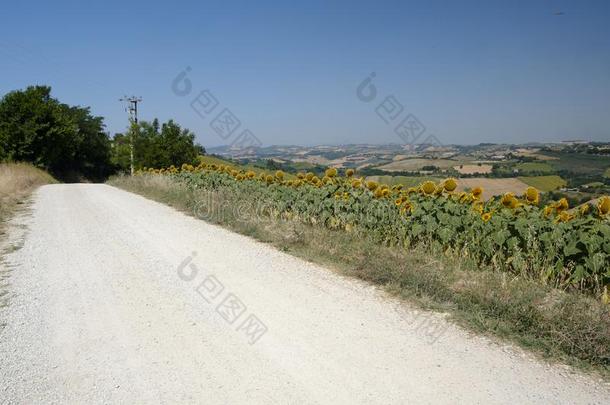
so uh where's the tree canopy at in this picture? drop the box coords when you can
[0,86,113,180]
[111,119,204,172]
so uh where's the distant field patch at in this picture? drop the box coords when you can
[456,178,529,200]
[515,162,555,174]
[376,158,456,172]
[540,152,610,175]
[518,175,567,192]
[197,155,236,167]
[366,175,441,187]
[605,167,610,178]
[454,164,492,174]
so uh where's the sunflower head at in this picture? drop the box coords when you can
[297,172,306,179]
[367,181,379,191]
[400,201,414,215]
[374,188,384,198]
[246,171,256,179]
[481,212,492,222]
[325,167,338,178]
[556,211,574,223]
[443,178,458,192]
[352,179,362,188]
[579,203,590,216]
[598,196,610,216]
[555,198,569,213]
[472,186,483,199]
[345,169,355,177]
[501,193,517,208]
[305,172,315,181]
[524,187,540,205]
[421,181,436,195]
[472,201,484,214]
[265,174,274,183]
[275,170,285,180]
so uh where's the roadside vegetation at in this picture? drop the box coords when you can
[0,162,55,234]
[110,166,610,376]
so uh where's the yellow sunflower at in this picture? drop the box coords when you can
[325,168,338,178]
[472,187,483,199]
[421,181,436,195]
[556,211,574,223]
[579,203,590,216]
[443,178,458,192]
[598,196,610,216]
[472,201,484,214]
[501,193,517,208]
[345,169,355,177]
[400,201,414,215]
[553,198,569,213]
[524,187,540,205]
[481,212,492,222]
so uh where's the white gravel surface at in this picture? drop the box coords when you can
[0,184,608,404]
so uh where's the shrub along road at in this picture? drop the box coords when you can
[0,184,608,403]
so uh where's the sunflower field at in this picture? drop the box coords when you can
[138,164,610,295]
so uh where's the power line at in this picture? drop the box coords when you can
[119,96,142,176]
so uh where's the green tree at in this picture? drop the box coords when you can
[111,118,204,171]
[0,85,113,180]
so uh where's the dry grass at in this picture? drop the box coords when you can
[110,174,610,377]
[0,162,56,227]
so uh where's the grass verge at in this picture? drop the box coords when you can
[109,174,610,378]
[0,162,56,235]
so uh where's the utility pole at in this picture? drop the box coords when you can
[119,96,142,176]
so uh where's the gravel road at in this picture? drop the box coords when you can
[1,184,608,404]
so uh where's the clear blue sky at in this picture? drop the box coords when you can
[1,0,609,147]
